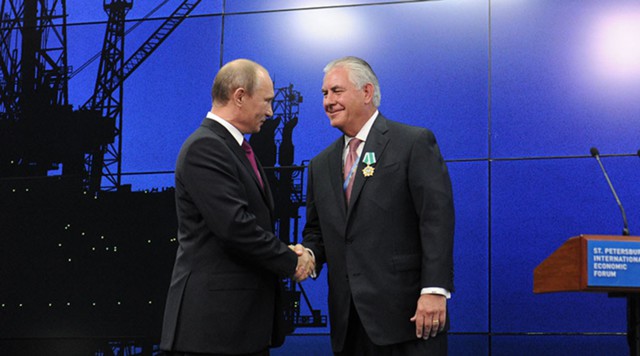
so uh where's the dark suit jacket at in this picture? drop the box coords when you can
[303,114,455,351]
[160,118,298,354]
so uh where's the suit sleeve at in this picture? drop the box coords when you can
[301,160,326,276]
[179,135,297,277]
[408,129,455,292]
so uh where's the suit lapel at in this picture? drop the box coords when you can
[347,114,390,215]
[204,119,273,207]
[231,141,274,205]
[327,138,348,217]
[254,157,275,211]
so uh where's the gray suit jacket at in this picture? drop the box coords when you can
[303,113,455,351]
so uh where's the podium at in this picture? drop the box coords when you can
[534,234,640,355]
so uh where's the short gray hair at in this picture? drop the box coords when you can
[212,59,268,105]
[323,56,381,107]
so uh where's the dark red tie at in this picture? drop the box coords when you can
[242,140,264,189]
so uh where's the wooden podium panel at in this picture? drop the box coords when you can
[534,234,640,294]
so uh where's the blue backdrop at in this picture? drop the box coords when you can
[58,0,640,354]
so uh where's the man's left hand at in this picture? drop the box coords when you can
[409,293,446,339]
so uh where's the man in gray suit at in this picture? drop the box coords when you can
[301,56,455,355]
[160,59,313,356]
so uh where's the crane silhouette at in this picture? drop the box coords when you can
[0,0,201,192]
[0,2,326,345]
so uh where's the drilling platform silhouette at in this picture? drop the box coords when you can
[0,1,325,354]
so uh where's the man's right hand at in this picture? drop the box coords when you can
[290,244,314,282]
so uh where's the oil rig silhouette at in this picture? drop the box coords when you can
[0,1,325,354]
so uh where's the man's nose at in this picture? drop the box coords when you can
[324,93,335,106]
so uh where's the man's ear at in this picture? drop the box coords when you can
[362,82,374,104]
[233,87,246,107]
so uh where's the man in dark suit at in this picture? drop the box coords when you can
[301,56,455,355]
[160,59,314,356]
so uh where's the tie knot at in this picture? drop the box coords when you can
[242,140,253,154]
[348,138,362,152]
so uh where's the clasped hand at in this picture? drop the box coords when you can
[290,244,314,282]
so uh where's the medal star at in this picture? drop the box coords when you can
[362,165,375,177]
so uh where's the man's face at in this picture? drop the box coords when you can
[321,67,369,135]
[241,71,274,134]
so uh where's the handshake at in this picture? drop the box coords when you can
[289,244,315,282]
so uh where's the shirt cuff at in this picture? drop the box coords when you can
[421,287,451,299]
[306,248,317,279]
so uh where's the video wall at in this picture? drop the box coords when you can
[18,0,640,354]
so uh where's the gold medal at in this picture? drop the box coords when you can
[362,152,376,177]
[362,165,375,177]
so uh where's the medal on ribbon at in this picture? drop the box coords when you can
[361,152,376,177]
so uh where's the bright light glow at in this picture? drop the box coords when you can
[590,9,640,81]
[290,10,364,50]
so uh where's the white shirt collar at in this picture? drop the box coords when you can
[344,110,379,147]
[206,111,245,146]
